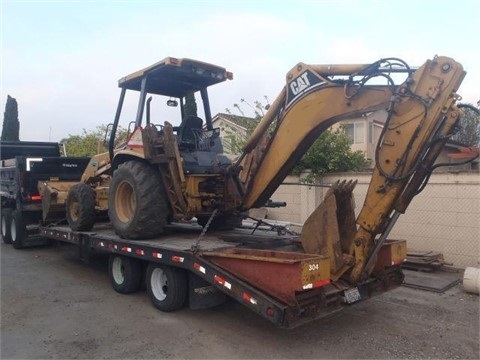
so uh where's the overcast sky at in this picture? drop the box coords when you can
[2,0,479,142]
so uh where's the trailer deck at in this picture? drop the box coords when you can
[39,222,404,327]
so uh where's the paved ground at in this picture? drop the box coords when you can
[1,241,479,359]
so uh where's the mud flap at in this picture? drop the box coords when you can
[300,180,357,277]
[188,272,226,310]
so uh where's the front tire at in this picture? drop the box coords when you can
[108,161,170,239]
[66,183,96,231]
[146,264,187,312]
[1,208,13,244]
[11,210,27,249]
[108,255,142,294]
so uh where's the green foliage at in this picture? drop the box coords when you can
[451,104,480,146]
[184,93,197,117]
[1,95,20,141]
[292,128,367,182]
[61,125,128,157]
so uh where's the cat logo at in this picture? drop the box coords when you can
[290,72,311,96]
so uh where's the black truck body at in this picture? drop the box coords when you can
[0,141,90,247]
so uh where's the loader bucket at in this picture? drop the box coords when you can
[202,248,330,306]
[300,180,357,276]
[38,181,72,222]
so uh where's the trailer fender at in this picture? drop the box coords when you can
[188,272,226,310]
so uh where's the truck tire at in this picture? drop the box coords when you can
[108,161,169,239]
[11,210,26,249]
[1,208,13,244]
[146,264,187,312]
[197,214,243,231]
[66,183,96,231]
[108,255,142,294]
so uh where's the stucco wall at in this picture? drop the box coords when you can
[267,172,480,268]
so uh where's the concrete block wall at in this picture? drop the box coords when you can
[268,172,480,268]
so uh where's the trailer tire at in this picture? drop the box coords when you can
[109,161,170,239]
[1,208,13,244]
[67,183,96,231]
[108,255,142,294]
[11,210,27,249]
[146,264,187,312]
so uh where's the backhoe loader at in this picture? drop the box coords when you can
[42,55,470,287]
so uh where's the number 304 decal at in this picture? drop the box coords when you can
[308,263,319,271]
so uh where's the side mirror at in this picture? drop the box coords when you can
[167,99,178,107]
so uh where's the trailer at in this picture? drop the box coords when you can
[38,222,405,328]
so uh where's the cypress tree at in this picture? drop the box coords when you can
[1,95,20,141]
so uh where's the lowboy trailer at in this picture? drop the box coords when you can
[38,222,405,328]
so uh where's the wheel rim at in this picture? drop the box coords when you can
[1,215,6,237]
[111,257,125,285]
[115,180,136,223]
[151,268,168,301]
[68,196,80,221]
[11,218,16,242]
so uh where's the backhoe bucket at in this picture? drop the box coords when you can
[300,180,357,276]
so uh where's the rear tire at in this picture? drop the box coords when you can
[11,210,27,249]
[108,161,170,239]
[66,183,96,231]
[146,264,187,312]
[108,255,142,294]
[1,208,13,244]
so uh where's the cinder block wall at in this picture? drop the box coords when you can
[268,172,480,268]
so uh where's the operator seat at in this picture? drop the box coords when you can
[178,115,203,149]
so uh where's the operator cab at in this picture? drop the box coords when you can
[109,57,233,173]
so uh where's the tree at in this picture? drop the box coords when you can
[61,125,128,157]
[292,128,367,182]
[184,93,197,117]
[1,95,20,141]
[451,104,480,146]
[226,97,367,181]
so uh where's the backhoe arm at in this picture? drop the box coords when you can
[235,56,465,284]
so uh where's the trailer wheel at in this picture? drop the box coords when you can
[108,255,142,294]
[108,161,170,239]
[11,210,26,249]
[1,208,13,244]
[146,264,187,312]
[66,183,96,231]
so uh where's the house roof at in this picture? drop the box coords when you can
[212,113,259,130]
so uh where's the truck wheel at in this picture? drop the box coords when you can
[108,255,142,294]
[11,210,26,249]
[146,264,187,312]
[108,161,170,239]
[197,214,243,231]
[67,183,96,231]
[1,208,13,244]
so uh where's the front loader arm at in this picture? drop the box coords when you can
[236,56,465,284]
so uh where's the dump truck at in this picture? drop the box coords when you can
[0,141,90,248]
[5,55,474,327]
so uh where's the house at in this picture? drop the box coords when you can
[211,113,258,158]
[212,110,478,172]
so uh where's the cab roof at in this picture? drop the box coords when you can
[118,57,233,98]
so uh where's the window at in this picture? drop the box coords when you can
[344,122,365,144]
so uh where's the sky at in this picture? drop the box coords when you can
[1,0,479,142]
